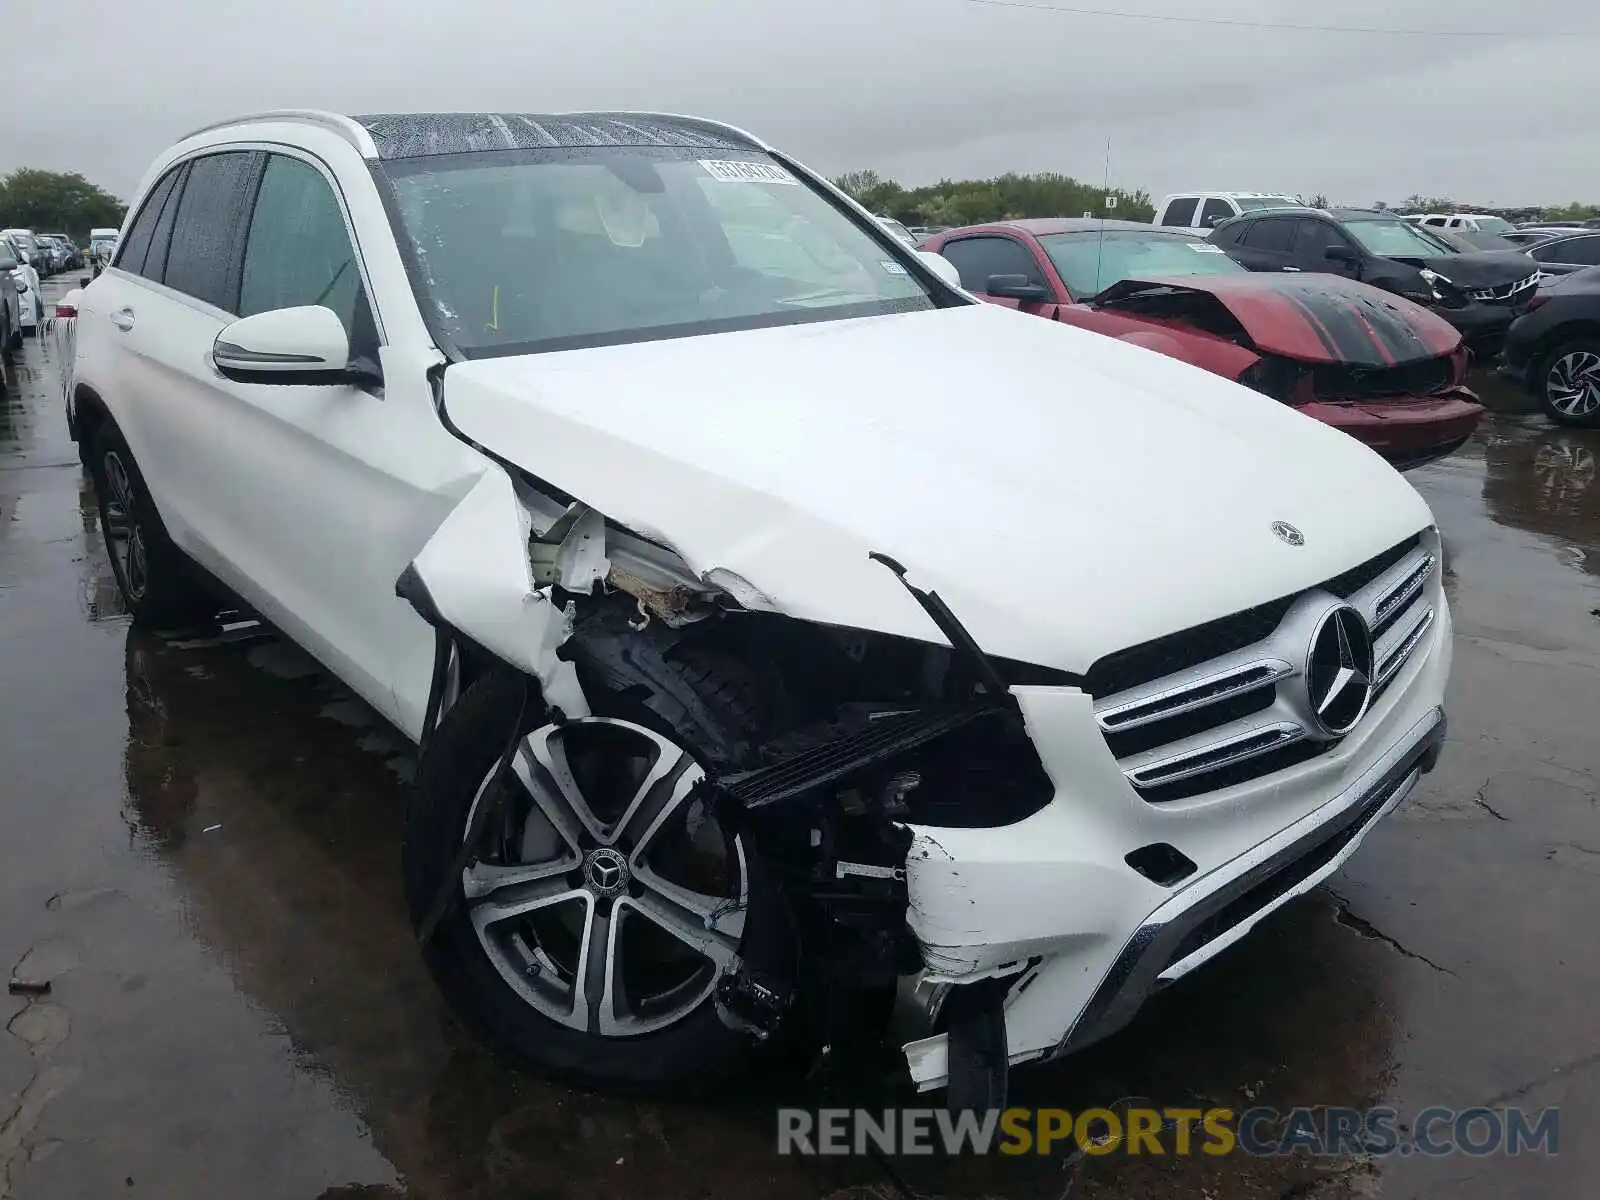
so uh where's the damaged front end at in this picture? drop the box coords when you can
[395,464,1064,1109]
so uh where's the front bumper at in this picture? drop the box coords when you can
[898,593,1452,1090]
[1437,300,1519,354]
[1299,388,1482,469]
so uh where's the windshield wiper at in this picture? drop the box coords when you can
[776,286,875,307]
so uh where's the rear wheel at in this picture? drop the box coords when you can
[1538,339,1600,428]
[405,635,785,1091]
[88,423,216,627]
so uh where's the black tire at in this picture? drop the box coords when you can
[1536,338,1600,428]
[404,624,788,1093]
[87,422,216,627]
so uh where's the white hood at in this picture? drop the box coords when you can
[442,303,1432,672]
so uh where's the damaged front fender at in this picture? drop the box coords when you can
[398,467,591,729]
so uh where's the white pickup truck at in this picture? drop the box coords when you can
[1153,191,1304,235]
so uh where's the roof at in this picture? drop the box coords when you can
[962,218,1185,236]
[1160,191,1298,199]
[180,109,762,160]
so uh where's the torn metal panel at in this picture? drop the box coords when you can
[407,468,590,718]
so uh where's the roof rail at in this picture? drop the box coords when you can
[176,110,378,157]
[573,110,771,151]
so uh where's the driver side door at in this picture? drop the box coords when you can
[937,235,1062,317]
[136,150,468,725]
[1290,218,1362,278]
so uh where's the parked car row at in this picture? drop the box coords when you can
[0,227,84,277]
[0,231,43,340]
[58,109,1454,1103]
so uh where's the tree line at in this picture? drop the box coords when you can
[0,169,125,242]
[834,169,1156,225]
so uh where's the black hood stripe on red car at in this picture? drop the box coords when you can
[1278,288,1431,367]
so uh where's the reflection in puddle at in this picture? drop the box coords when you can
[1483,419,1600,576]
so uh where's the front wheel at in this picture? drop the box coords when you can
[404,640,783,1092]
[1538,339,1600,428]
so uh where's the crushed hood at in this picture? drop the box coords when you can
[1094,273,1462,367]
[1384,250,1536,288]
[442,303,1433,673]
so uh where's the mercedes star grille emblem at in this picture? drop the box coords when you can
[1305,605,1375,737]
[1271,521,1306,546]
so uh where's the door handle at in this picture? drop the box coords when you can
[1281,266,1302,272]
[110,307,135,331]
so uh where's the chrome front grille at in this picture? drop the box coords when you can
[1091,531,1440,803]
[1467,274,1537,305]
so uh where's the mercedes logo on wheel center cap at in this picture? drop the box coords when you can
[1305,604,1375,737]
[583,847,630,898]
[1271,521,1306,547]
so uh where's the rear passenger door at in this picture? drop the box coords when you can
[1222,216,1297,271]
[1157,197,1199,230]
[98,151,261,578]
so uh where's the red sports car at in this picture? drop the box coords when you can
[921,219,1484,468]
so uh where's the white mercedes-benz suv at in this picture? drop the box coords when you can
[68,111,1450,1103]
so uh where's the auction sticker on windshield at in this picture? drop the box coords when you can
[1188,243,1225,252]
[699,159,799,185]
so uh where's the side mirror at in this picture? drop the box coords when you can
[915,250,963,290]
[213,305,355,386]
[985,273,1053,302]
[1324,245,1357,265]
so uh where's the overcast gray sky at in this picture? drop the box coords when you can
[5,0,1597,207]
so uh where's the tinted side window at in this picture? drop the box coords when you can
[141,163,189,285]
[1199,198,1235,229]
[241,154,370,339]
[164,151,258,312]
[1537,236,1600,266]
[938,236,1044,292]
[1243,218,1295,253]
[113,168,181,276]
[1159,198,1198,227]
[1293,219,1352,265]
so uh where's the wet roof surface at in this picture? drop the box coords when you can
[354,112,757,159]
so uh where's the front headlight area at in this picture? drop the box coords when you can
[692,611,1065,829]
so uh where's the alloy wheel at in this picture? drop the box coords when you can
[463,717,746,1037]
[1546,350,1600,418]
[100,449,148,601]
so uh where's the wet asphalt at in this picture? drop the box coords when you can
[1,279,1597,1200]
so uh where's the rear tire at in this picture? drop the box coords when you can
[404,628,787,1092]
[87,422,216,627]
[1537,339,1600,428]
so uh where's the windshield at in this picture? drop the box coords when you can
[1234,196,1299,211]
[382,147,937,357]
[1473,216,1515,233]
[1344,219,1448,258]
[1040,230,1244,296]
